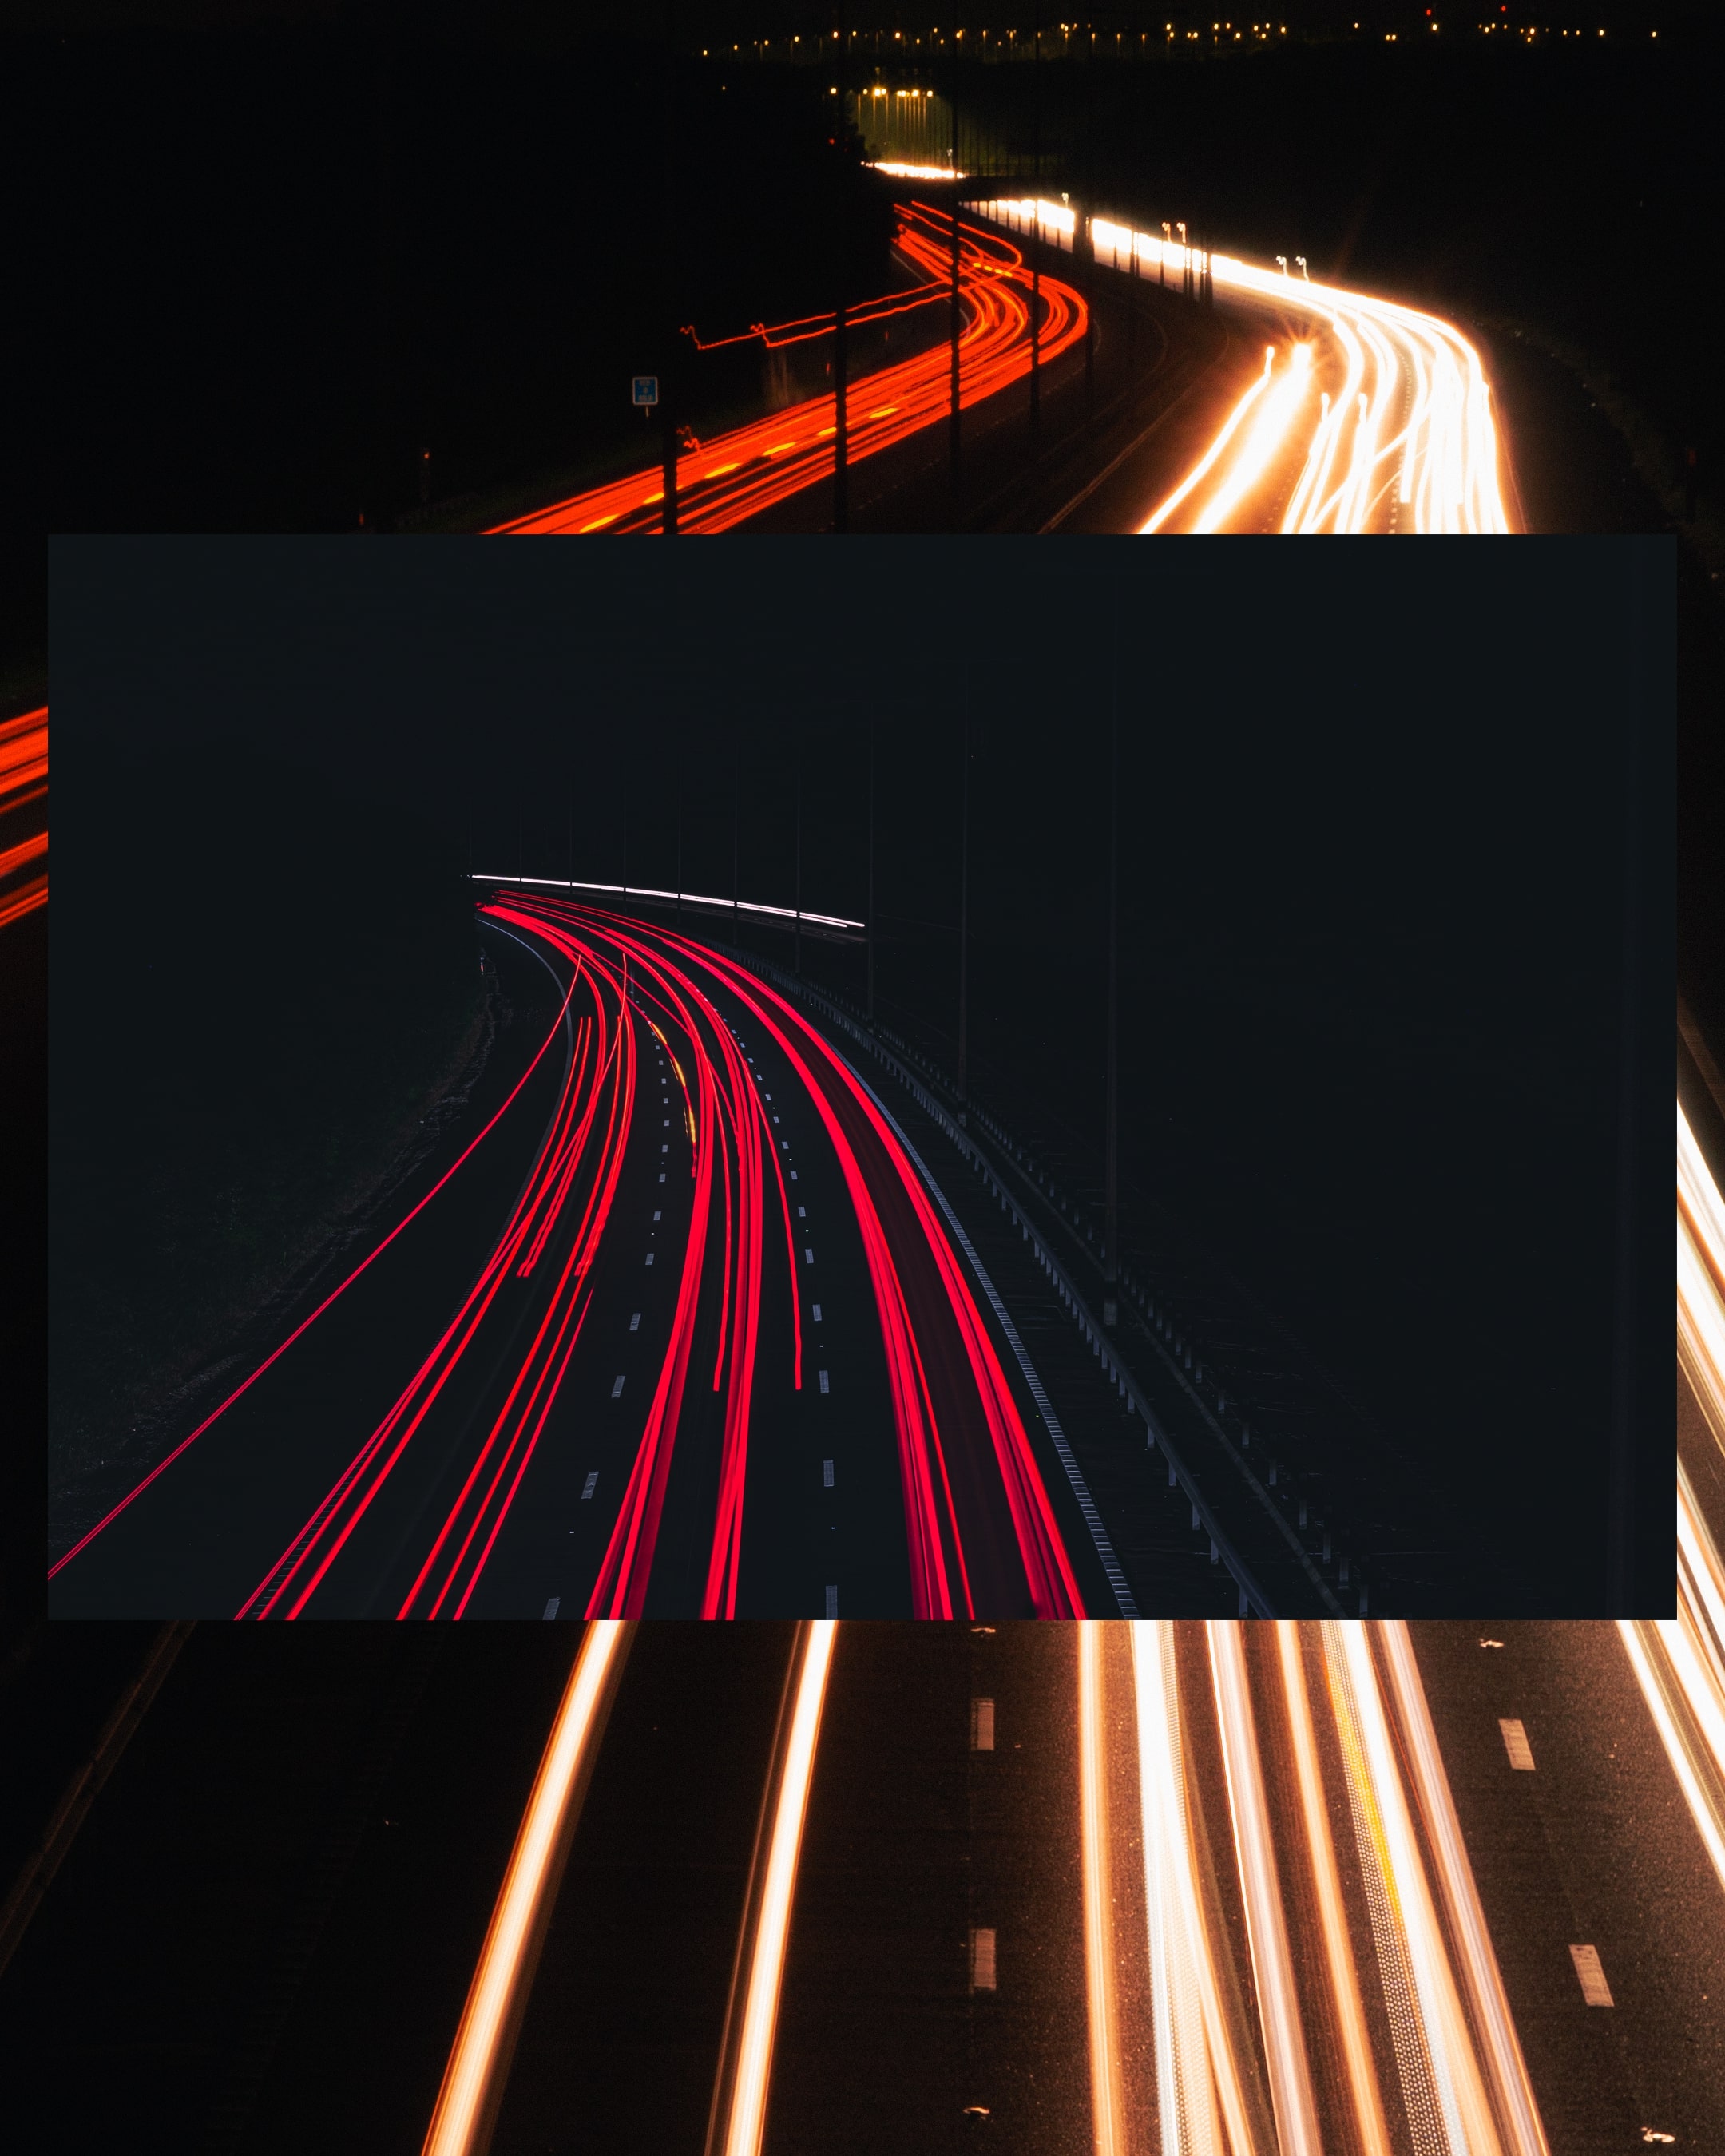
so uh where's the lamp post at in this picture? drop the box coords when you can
[866,716,876,1027]
[958,708,970,1124]
[794,730,803,977]
[1104,646,1120,1328]
[949,80,962,505]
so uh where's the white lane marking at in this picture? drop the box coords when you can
[1569,1945,1614,2006]
[664,1118,670,1127]
[823,1460,835,1487]
[971,1698,995,1751]
[819,1370,830,1394]
[611,1375,626,1399]
[970,1928,997,1992]
[803,1248,813,1265]
[652,1210,662,1222]
[824,1584,839,1619]
[658,1172,665,1183]
[660,1143,668,1154]
[581,1472,598,1500]
[789,1170,797,1181]
[543,1597,561,1619]
[630,1312,641,1330]
[645,1253,654,1266]
[1498,1718,1535,1770]
[811,1302,822,1322]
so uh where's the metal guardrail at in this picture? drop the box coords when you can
[742,953,1282,1619]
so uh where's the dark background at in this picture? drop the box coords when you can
[50,534,1674,1613]
[9,5,1720,639]
[48,748,483,1490]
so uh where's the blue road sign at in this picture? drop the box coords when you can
[632,375,660,406]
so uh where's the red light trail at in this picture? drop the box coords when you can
[488,204,1086,536]
[0,706,48,932]
[51,897,1086,1619]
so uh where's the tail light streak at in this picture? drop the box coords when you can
[489,206,1085,537]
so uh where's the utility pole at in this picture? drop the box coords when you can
[661,0,679,534]
[866,715,876,1027]
[732,729,740,944]
[834,299,849,532]
[621,782,629,898]
[958,707,970,1124]
[833,7,849,533]
[949,89,962,505]
[676,775,683,917]
[1029,1,1041,451]
[1104,644,1120,1329]
[567,771,573,886]
[794,731,803,977]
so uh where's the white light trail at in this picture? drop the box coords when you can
[1623,1103,1725,1900]
[1080,1623,1124,2156]
[1208,1622,1323,2156]
[991,208,1512,533]
[1322,1622,1507,2156]
[1128,1621,1257,2156]
[470,874,863,932]
[1275,1623,1396,2156]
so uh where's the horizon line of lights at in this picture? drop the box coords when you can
[470,873,862,932]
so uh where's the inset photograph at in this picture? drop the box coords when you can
[49,536,1671,1619]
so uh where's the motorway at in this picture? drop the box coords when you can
[486,198,1512,538]
[50,897,1105,1623]
[6,1610,1722,2156]
[490,203,1087,537]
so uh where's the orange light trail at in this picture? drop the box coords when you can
[490,204,1086,536]
[1623,1103,1725,1895]
[421,1620,632,2156]
[0,706,48,931]
[708,1621,837,2156]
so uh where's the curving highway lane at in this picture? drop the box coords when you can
[49,898,1098,1622]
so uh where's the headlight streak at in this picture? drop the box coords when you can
[421,1620,632,2156]
[487,203,1086,537]
[1207,1622,1323,2156]
[1624,1103,1725,1897]
[1104,1624,1548,2156]
[1080,1623,1126,2156]
[1128,1621,1259,2156]
[1322,1622,1509,2156]
[1376,1623,1552,2156]
[1274,1623,1396,2156]
[706,1622,837,2156]
[1065,218,1513,535]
